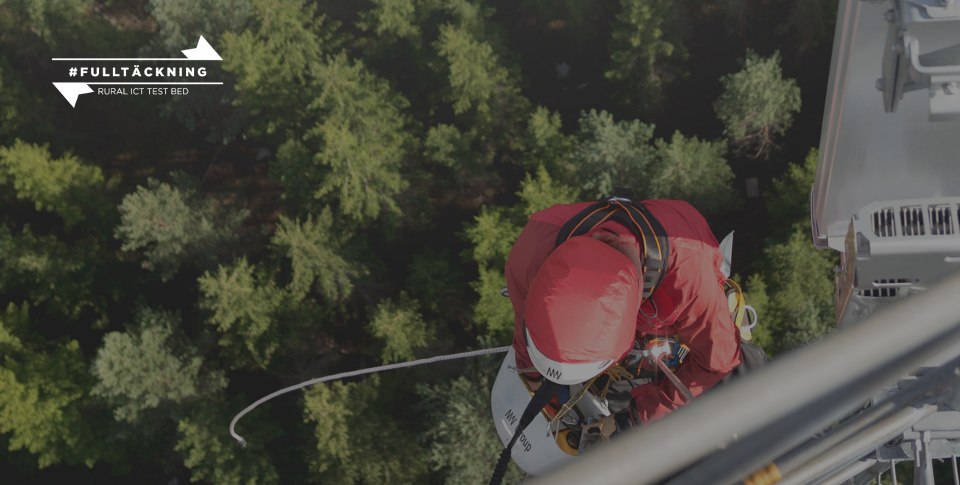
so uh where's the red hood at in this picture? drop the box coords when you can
[524,236,639,364]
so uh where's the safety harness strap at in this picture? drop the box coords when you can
[554,189,670,302]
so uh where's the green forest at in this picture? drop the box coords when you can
[0,0,843,483]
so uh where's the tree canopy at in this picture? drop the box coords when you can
[115,173,248,281]
[0,0,840,481]
[714,50,802,159]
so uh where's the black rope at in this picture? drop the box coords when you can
[489,380,561,485]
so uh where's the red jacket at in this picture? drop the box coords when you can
[505,200,743,424]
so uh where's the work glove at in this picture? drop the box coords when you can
[578,415,618,452]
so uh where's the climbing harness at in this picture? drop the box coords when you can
[229,346,510,447]
[724,278,758,341]
[555,188,671,303]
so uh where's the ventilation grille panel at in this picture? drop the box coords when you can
[859,287,898,298]
[872,278,918,286]
[857,278,918,298]
[900,206,925,236]
[928,205,954,235]
[871,208,896,237]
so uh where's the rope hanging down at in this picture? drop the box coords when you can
[229,346,511,447]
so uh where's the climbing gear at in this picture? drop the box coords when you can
[543,363,638,439]
[724,278,758,341]
[556,429,581,456]
[654,351,695,402]
[555,188,671,304]
[578,414,618,451]
[617,337,689,380]
[639,337,689,374]
[593,363,635,401]
[229,346,511,448]
[625,335,694,402]
[490,379,562,485]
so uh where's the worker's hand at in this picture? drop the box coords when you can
[579,415,617,452]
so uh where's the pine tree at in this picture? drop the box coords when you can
[175,399,280,485]
[605,0,687,111]
[463,167,578,342]
[0,302,103,468]
[520,107,575,182]
[143,0,252,56]
[714,50,802,159]
[767,148,819,227]
[220,0,337,141]
[748,228,836,354]
[303,374,427,484]
[649,131,738,214]
[222,0,410,222]
[271,209,358,300]
[435,23,512,118]
[0,225,102,321]
[114,173,248,281]
[0,58,32,143]
[744,149,836,354]
[417,342,524,484]
[406,248,464,317]
[356,0,422,41]
[91,307,227,423]
[306,53,411,222]
[198,257,288,369]
[367,292,434,363]
[572,109,656,199]
[0,0,90,48]
[0,140,107,229]
[517,166,580,216]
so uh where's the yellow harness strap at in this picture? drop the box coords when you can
[725,278,752,341]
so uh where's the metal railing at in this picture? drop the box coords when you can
[529,270,960,485]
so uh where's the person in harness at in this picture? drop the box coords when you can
[504,189,762,449]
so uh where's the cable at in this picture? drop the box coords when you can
[229,346,510,447]
[489,380,561,485]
